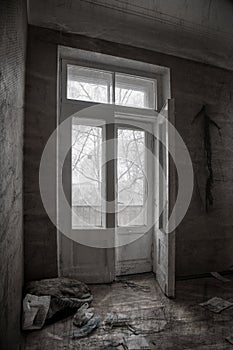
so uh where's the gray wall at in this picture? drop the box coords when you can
[27,0,233,71]
[0,0,27,349]
[24,26,233,280]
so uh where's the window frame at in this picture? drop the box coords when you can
[61,58,162,111]
[58,49,167,236]
[71,118,107,230]
[67,64,114,104]
[115,119,154,235]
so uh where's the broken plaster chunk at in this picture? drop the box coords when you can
[123,335,151,350]
[200,297,233,313]
[22,294,51,330]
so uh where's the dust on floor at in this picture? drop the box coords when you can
[23,273,233,349]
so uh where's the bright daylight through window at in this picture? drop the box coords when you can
[68,64,156,229]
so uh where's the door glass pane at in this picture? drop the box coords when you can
[117,128,146,226]
[115,73,156,109]
[67,65,112,103]
[72,123,104,228]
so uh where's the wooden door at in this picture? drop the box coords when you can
[154,99,176,297]
[58,103,115,283]
[115,121,154,276]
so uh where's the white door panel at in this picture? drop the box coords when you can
[154,98,175,297]
[58,104,115,283]
[115,230,153,276]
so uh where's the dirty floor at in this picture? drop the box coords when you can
[23,273,233,349]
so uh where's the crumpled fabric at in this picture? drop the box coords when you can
[25,277,91,299]
[69,316,100,339]
[73,302,95,327]
[24,277,93,324]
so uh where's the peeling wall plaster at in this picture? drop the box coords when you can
[0,0,27,348]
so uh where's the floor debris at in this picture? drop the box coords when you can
[200,297,233,313]
[24,277,93,324]
[73,303,95,327]
[103,307,167,335]
[22,294,51,330]
[121,306,167,335]
[47,295,93,321]
[25,277,91,299]
[46,332,63,341]
[100,335,150,350]
[123,335,151,350]
[68,316,100,339]
[104,312,130,329]
[100,342,126,350]
[117,280,151,293]
[211,272,231,282]
[24,274,233,349]
[225,335,233,345]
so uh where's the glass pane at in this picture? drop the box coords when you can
[115,73,156,109]
[117,128,146,227]
[67,65,112,103]
[72,122,104,228]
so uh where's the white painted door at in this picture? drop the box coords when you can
[153,99,175,297]
[58,103,157,282]
[57,56,174,286]
[58,103,116,284]
[115,120,154,276]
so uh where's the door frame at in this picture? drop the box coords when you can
[56,47,174,291]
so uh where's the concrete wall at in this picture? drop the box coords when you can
[27,0,233,71]
[25,26,233,280]
[24,28,58,282]
[0,0,27,349]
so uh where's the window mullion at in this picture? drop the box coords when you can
[112,72,116,104]
[105,122,116,229]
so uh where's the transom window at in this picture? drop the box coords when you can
[67,64,156,109]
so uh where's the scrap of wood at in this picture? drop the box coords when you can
[211,272,230,282]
